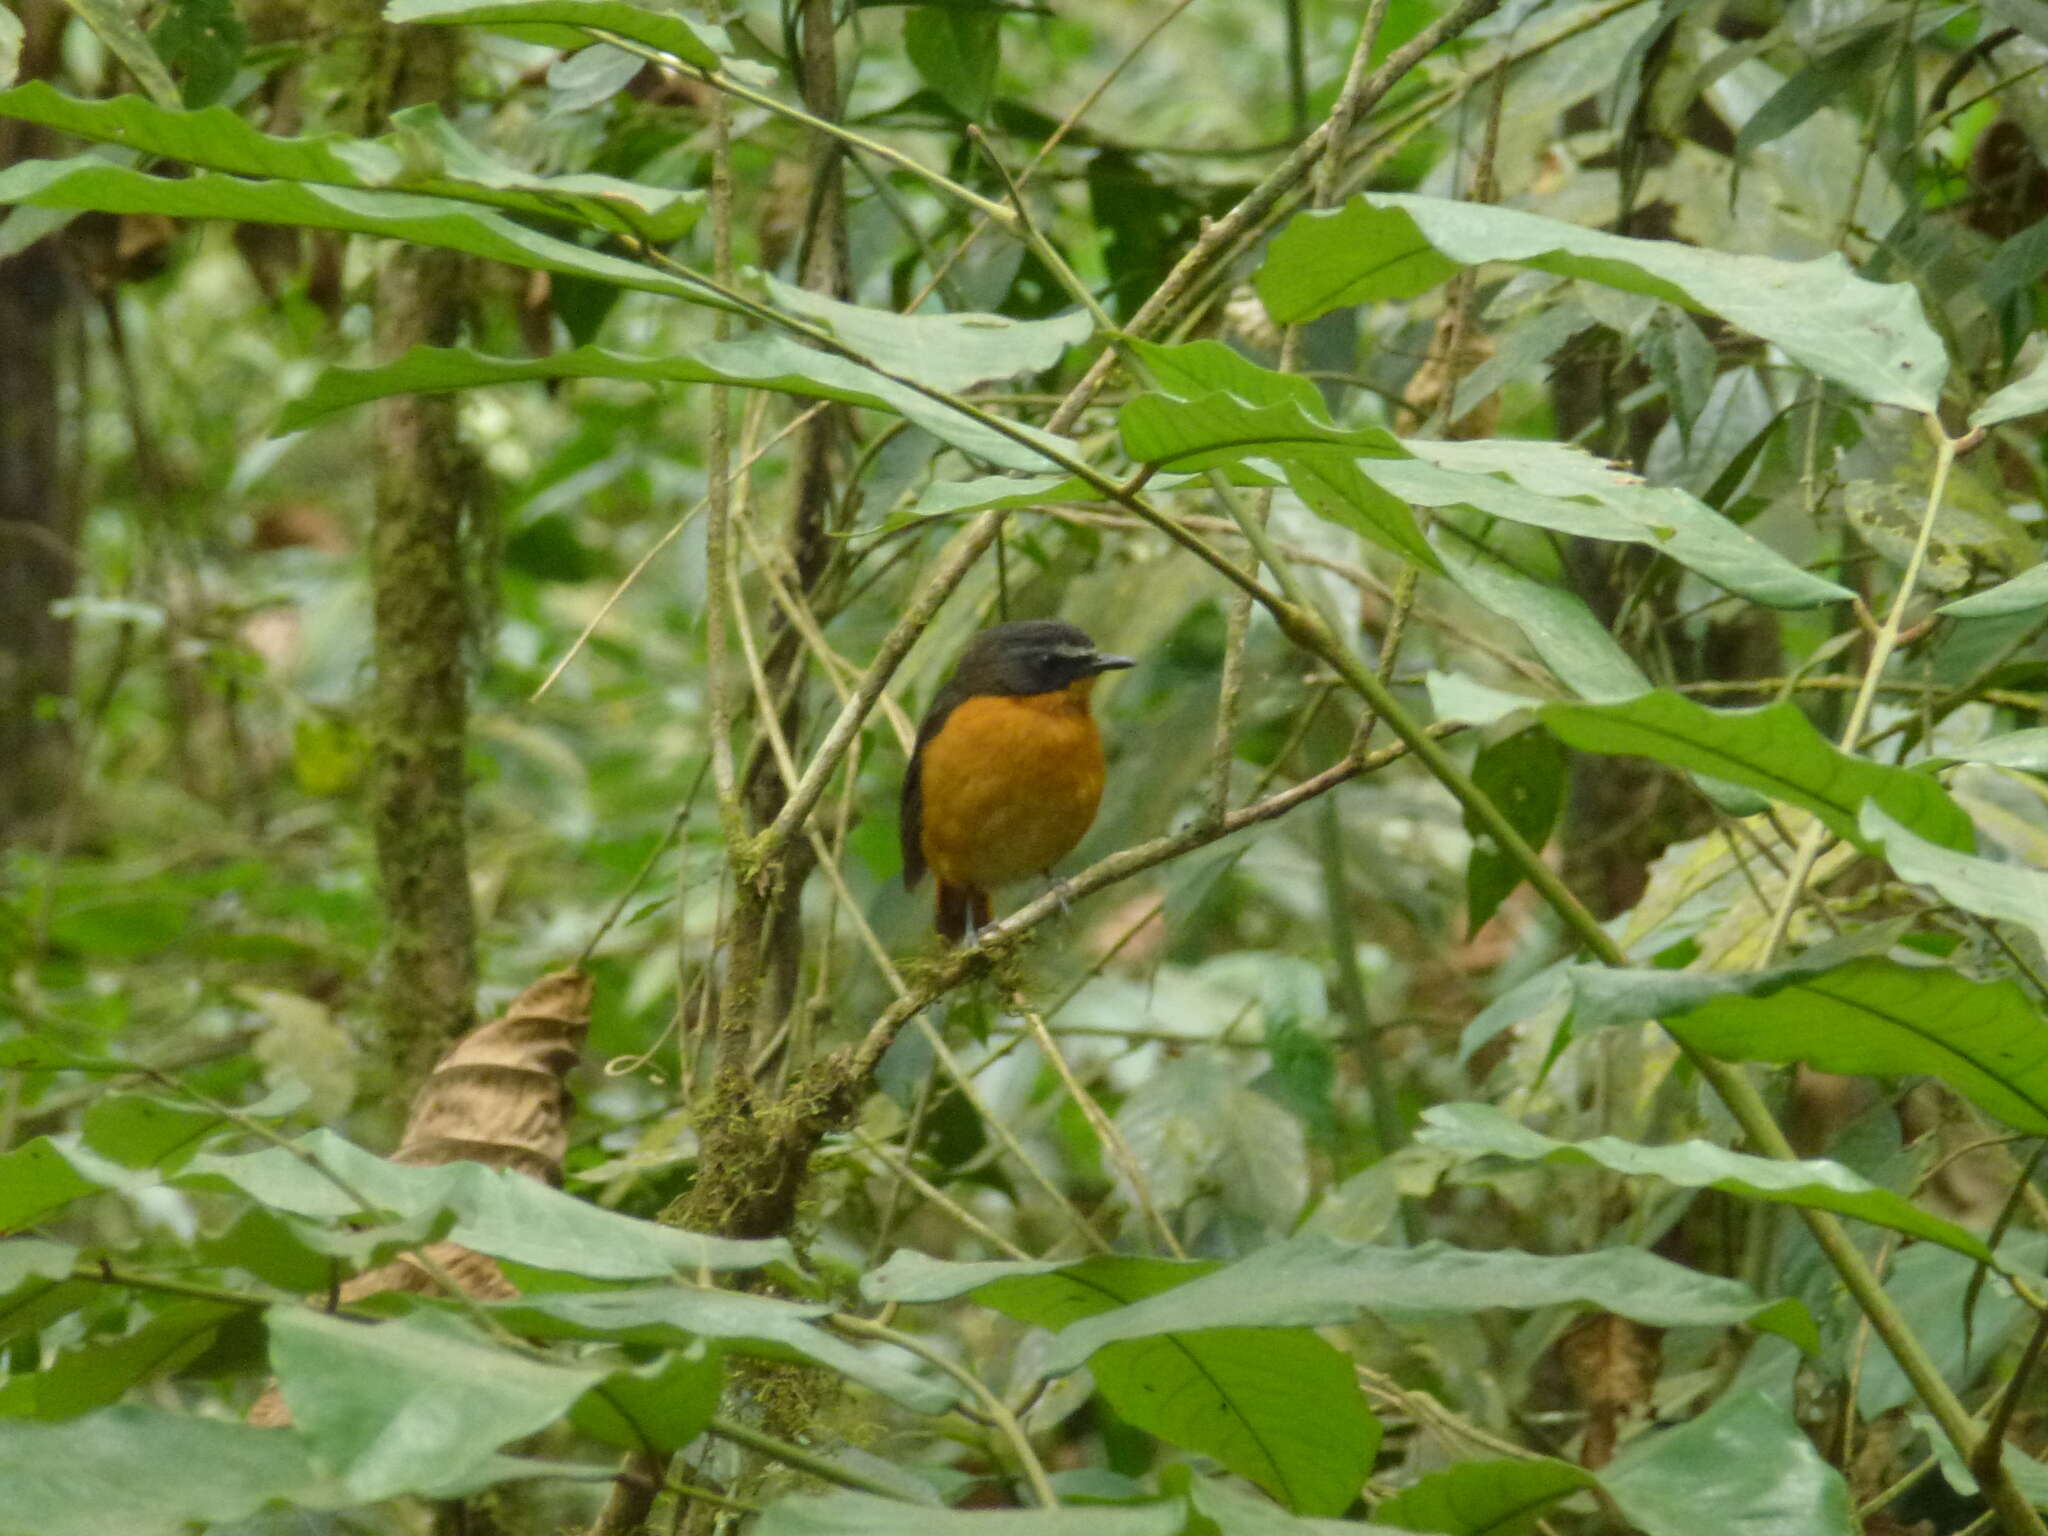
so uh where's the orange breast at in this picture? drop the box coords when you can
[918,682,1107,893]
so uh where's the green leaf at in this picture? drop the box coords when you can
[1539,690,1973,852]
[192,1204,457,1290]
[383,0,729,68]
[1870,1238,2048,1417]
[1569,957,2048,1137]
[1973,350,2048,429]
[568,1347,721,1455]
[59,0,181,108]
[79,1092,223,1169]
[0,1139,104,1228]
[861,1248,1073,1304]
[0,1404,336,1534]
[1118,390,1406,470]
[1132,339,1327,418]
[1255,194,1945,412]
[1118,342,1440,569]
[1732,23,1893,163]
[763,275,1094,391]
[1951,726,2048,771]
[0,1299,237,1420]
[177,1128,792,1279]
[269,1306,603,1501]
[1601,1390,1854,1536]
[148,0,246,107]
[0,158,724,308]
[1938,562,2048,619]
[1033,1235,1818,1377]
[1373,1458,1594,1536]
[278,341,1063,470]
[972,1256,1375,1515]
[0,85,703,239]
[484,1286,956,1412]
[754,1492,1192,1536]
[905,4,999,118]
[1416,1102,1994,1263]
[1189,1475,1408,1534]
[1864,802,2048,956]
[1382,438,1850,609]
[1284,452,1443,574]
[1441,553,1652,702]
[1465,728,1567,930]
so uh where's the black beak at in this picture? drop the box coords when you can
[1089,652,1136,674]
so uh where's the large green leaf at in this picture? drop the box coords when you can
[383,0,730,68]
[1255,194,1945,412]
[765,276,1096,391]
[1568,958,2048,1136]
[1031,1236,1817,1377]
[1109,341,1439,568]
[278,341,1064,470]
[0,158,724,307]
[484,1286,956,1412]
[1601,1390,1854,1536]
[0,84,701,239]
[754,1492,1192,1536]
[0,1299,237,1420]
[1416,1102,1992,1262]
[1863,802,2048,955]
[1382,438,1849,609]
[176,1129,791,1278]
[1373,1458,1594,1536]
[1441,553,1652,702]
[1540,690,1973,851]
[268,1306,605,1501]
[972,1257,1376,1516]
[0,1404,334,1535]
[1117,391,1406,470]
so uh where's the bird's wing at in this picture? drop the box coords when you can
[900,678,970,890]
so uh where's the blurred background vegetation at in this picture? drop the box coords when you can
[9,0,2048,1530]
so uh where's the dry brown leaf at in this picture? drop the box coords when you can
[394,968,593,1185]
[1558,1311,1662,1469]
[247,969,591,1428]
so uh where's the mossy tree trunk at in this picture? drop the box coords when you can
[0,0,79,840]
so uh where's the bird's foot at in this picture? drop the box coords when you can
[1043,875,1076,919]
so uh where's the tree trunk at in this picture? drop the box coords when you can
[364,23,482,1089]
[0,0,79,840]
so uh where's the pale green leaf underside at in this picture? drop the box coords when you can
[1418,1102,1992,1261]
[1568,957,2048,1136]
[1540,690,1973,852]
[1256,194,1946,412]
[0,83,702,238]
[278,342,1065,470]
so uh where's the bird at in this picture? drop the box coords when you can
[900,619,1135,943]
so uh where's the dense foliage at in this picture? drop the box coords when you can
[8,0,2048,1532]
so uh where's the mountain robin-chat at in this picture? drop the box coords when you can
[900,619,1134,942]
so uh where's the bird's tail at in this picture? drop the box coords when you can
[935,883,992,944]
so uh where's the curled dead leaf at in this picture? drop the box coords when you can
[247,969,591,1428]
[394,968,594,1185]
